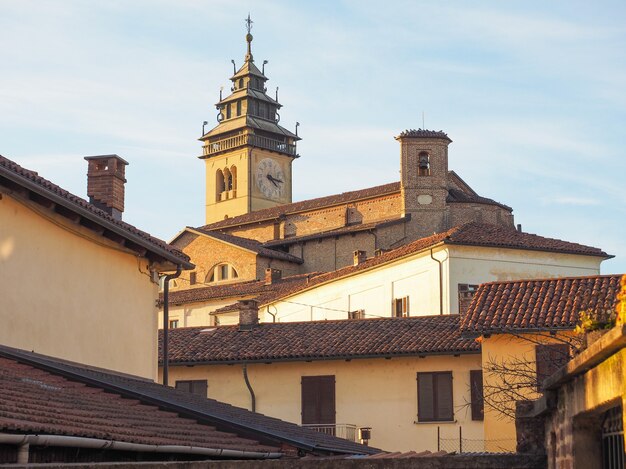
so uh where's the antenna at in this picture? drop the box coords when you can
[231,59,236,74]
[219,86,224,101]
[422,111,425,129]
[295,122,300,137]
[275,86,279,102]
[262,60,268,74]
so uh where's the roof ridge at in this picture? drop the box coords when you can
[0,155,191,266]
[478,273,624,287]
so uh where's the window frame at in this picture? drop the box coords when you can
[417,371,454,422]
[394,296,410,317]
[301,375,336,425]
[175,379,207,397]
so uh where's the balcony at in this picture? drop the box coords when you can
[202,134,297,157]
[302,424,359,442]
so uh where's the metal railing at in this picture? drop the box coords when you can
[203,134,297,157]
[302,424,358,442]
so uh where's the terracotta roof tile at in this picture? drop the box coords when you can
[396,129,452,141]
[0,357,277,454]
[0,155,191,267]
[160,315,479,364]
[258,223,609,306]
[194,229,303,263]
[200,182,401,230]
[0,345,379,456]
[200,174,512,231]
[460,274,624,335]
[161,272,322,306]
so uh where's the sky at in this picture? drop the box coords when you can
[1,0,624,273]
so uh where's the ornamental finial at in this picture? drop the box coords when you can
[244,13,254,62]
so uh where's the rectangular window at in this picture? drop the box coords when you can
[169,319,179,329]
[417,372,453,422]
[301,375,335,425]
[226,103,231,119]
[175,379,207,397]
[236,100,241,116]
[536,344,570,390]
[470,370,484,421]
[189,272,197,285]
[394,296,410,317]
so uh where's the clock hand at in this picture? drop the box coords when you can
[266,174,279,187]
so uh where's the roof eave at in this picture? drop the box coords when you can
[164,348,481,366]
[0,167,193,270]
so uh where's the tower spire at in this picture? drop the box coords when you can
[245,13,254,62]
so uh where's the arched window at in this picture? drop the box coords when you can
[238,78,244,89]
[215,169,225,199]
[230,165,237,191]
[418,152,430,176]
[206,263,239,283]
[236,100,242,116]
[223,167,232,191]
[226,103,231,119]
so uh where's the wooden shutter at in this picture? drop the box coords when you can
[418,372,453,422]
[175,380,191,393]
[470,370,484,421]
[436,372,453,421]
[301,376,335,425]
[536,344,570,390]
[191,380,208,397]
[417,373,435,421]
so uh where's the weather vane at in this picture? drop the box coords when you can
[245,13,253,34]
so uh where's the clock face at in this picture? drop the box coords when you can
[256,158,285,199]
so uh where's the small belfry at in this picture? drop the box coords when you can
[199,15,301,224]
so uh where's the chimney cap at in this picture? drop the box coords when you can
[84,154,129,165]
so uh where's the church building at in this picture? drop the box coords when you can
[161,23,609,328]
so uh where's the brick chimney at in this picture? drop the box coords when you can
[84,155,129,220]
[458,289,478,315]
[353,250,367,266]
[238,299,259,331]
[265,268,282,285]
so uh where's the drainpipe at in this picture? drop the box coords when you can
[17,442,29,464]
[162,265,182,387]
[242,363,256,412]
[430,249,447,315]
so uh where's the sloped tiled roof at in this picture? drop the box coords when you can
[161,315,479,364]
[201,182,401,230]
[0,155,192,268]
[258,223,609,307]
[0,357,279,456]
[200,176,513,231]
[0,345,379,456]
[194,229,303,263]
[160,272,321,306]
[460,274,624,335]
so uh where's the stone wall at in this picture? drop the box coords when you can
[4,453,547,468]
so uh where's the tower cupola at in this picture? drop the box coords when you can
[198,16,301,224]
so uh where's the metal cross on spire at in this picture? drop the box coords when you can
[245,13,253,34]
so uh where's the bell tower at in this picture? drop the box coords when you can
[199,15,301,225]
[396,129,452,240]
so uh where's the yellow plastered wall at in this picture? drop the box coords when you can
[160,354,484,453]
[0,194,159,379]
[448,245,602,314]
[481,332,576,451]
